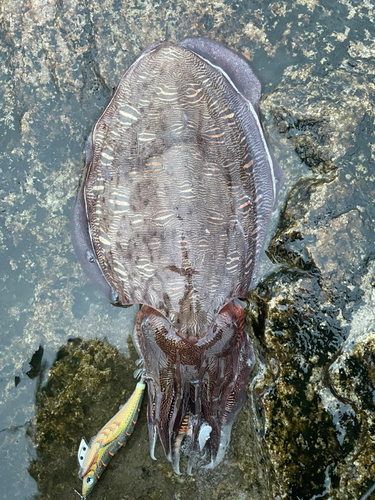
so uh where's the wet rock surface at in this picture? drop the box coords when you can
[258,53,375,499]
[0,0,374,499]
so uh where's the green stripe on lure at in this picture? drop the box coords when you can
[75,381,146,499]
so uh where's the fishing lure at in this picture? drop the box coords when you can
[75,381,146,499]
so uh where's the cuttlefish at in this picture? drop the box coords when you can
[71,37,283,497]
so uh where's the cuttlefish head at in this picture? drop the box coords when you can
[135,300,255,474]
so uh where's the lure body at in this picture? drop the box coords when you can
[78,381,145,498]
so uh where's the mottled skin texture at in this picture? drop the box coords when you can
[71,38,281,472]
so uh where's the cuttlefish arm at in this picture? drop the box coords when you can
[76,381,146,499]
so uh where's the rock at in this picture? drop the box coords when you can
[255,50,375,499]
[1,0,375,498]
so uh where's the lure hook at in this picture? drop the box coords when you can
[73,488,85,500]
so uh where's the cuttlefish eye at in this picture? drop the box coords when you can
[136,301,255,474]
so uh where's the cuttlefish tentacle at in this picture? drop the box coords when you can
[171,405,191,475]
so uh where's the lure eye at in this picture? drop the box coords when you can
[86,478,92,484]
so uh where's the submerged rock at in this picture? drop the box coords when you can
[28,338,144,498]
[254,62,375,499]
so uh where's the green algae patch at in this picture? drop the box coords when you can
[28,337,146,498]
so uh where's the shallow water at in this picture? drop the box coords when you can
[0,1,375,499]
